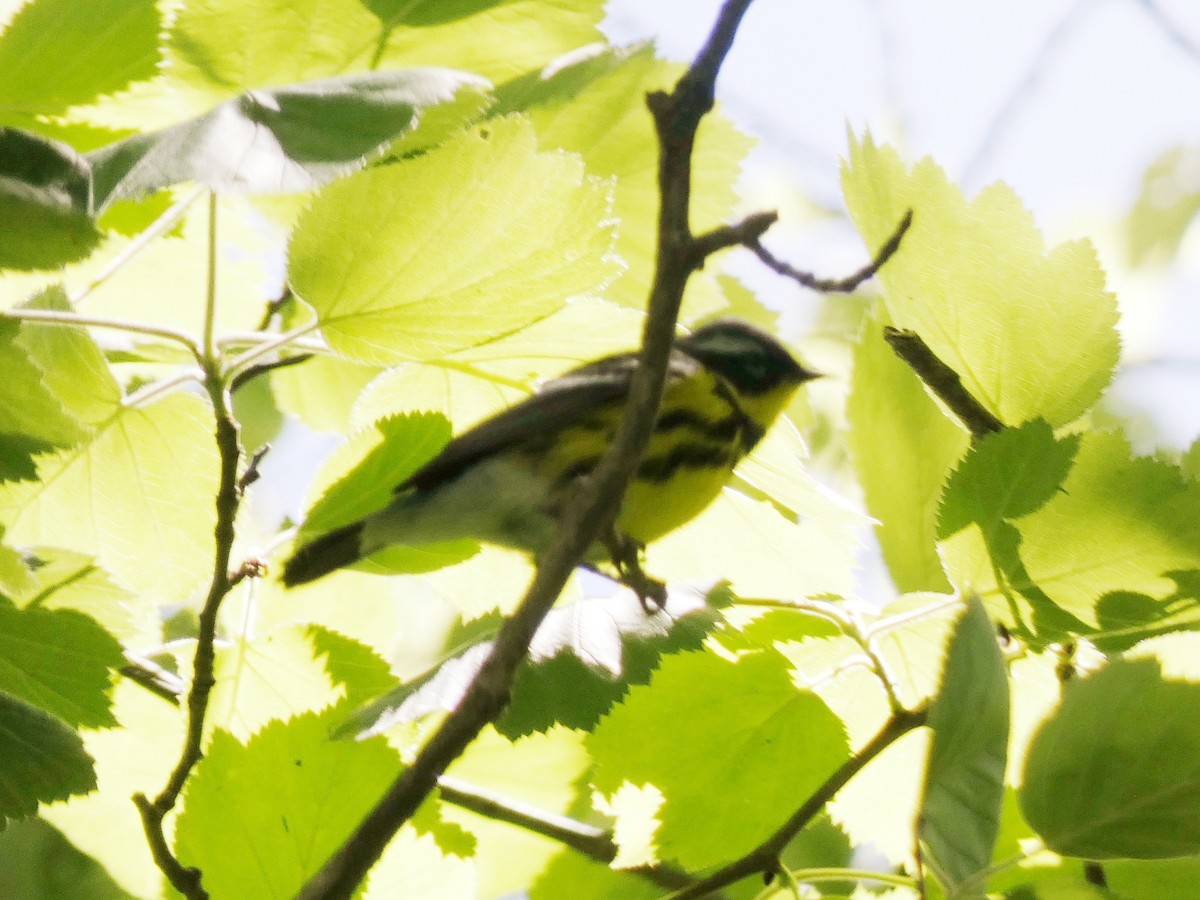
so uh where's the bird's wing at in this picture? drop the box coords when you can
[398,351,698,493]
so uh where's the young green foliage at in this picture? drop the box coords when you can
[918,597,1009,892]
[589,648,850,870]
[0,394,220,602]
[173,712,405,898]
[1021,657,1200,859]
[289,117,619,365]
[0,692,97,828]
[939,424,1200,642]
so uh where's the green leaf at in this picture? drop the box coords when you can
[589,648,850,870]
[307,625,399,709]
[0,393,219,603]
[940,428,1200,640]
[0,315,86,448]
[15,286,122,426]
[918,597,1009,891]
[0,132,101,270]
[0,817,133,900]
[847,314,968,592]
[0,0,159,119]
[500,43,751,313]
[371,0,605,85]
[87,69,489,208]
[1020,657,1200,859]
[165,0,601,106]
[938,421,1078,538]
[290,116,617,365]
[0,598,122,729]
[650,486,858,601]
[204,626,343,741]
[296,412,478,574]
[0,690,96,826]
[841,134,1120,427]
[4,548,148,643]
[174,711,404,898]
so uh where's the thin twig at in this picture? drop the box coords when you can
[133,376,242,900]
[1132,0,1200,61]
[437,777,693,891]
[134,197,246,899]
[293,3,762,897]
[120,654,184,705]
[666,707,929,899]
[255,286,294,332]
[228,352,313,393]
[689,210,778,264]
[882,327,1004,438]
[750,209,912,293]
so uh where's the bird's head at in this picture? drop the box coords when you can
[679,318,820,394]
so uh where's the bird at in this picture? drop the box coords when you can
[280,318,820,601]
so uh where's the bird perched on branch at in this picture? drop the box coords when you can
[281,318,819,603]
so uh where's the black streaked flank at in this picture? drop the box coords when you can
[637,443,732,483]
[654,407,743,442]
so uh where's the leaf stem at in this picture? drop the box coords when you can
[742,597,906,713]
[0,308,202,360]
[202,191,218,364]
[72,185,206,306]
[788,866,917,890]
[122,368,205,408]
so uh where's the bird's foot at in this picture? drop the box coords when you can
[603,531,667,612]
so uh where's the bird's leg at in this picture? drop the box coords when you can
[602,529,667,612]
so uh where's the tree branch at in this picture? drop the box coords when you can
[750,209,912,293]
[437,777,694,891]
[883,327,1004,438]
[133,328,245,900]
[666,706,929,899]
[294,3,762,897]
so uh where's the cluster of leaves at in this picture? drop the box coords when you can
[1,1,1199,899]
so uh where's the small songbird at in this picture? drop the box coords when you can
[281,318,819,596]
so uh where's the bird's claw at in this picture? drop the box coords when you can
[604,531,667,612]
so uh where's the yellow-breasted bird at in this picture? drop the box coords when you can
[281,319,819,593]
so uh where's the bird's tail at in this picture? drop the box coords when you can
[281,522,365,587]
